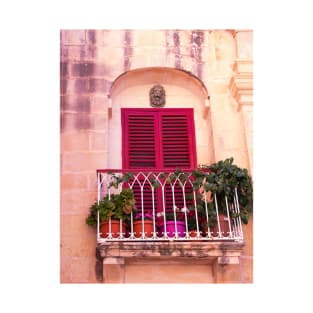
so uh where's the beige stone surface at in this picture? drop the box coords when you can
[215,263,241,283]
[235,30,253,59]
[132,30,166,47]
[89,131,107,151]
[61,173,89,190]
[61,30,86,44]
[94,30,125,47]
[61,151,106,172]
[125,263,213,283]
[239,256,253,283]
[61,190,97,214]
[61,256,97,283]
[61,132,89,151]
[60,29,253,284]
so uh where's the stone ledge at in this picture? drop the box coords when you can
[96,241,244,260]
[96,239,245,283]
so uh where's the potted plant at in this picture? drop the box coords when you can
[132,211,154,238]
[198,157,253,237]
[187,215,201,237]
[158,208,186,238]
[187,200,217,237]
[85,188,136,238]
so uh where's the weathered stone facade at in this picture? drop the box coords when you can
[60,29,253,283]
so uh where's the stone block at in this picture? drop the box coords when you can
[239,256,253,283]
[64,45,96,61]
[235,31,253,60]
[60,46,69,61]
[242,220,253,256]
[96,47,124,64]
[91,96,108,112]
[61,112,108,132]
[216,130,246,150]
[60,62,68,77]
[68,257,92,282]
[89,131,107,150]
[93,63,109,77]
[60,95,91,113]
[61,79,89,95]
[61,30,86,44]
[89,78,111,93]
[87,30,96,44]
[61,231,96,257]
[60,255,71,283]
[71,62,95,77]
[124,263,213,283]
[103,264,125,283]
[89,114,108,130]
[61,113,88,131]
[213,261,241,283]
[132,30,166,47]
[103,257,125,265]
[61,214,87,233]
[61,173,89,190]
[86,172,99,191]
[60,79,67,95]
[75,79,89,94]
[61,152,106,172]
[61,252,99,283]
[61,190,97,214]
[94,30,125,47]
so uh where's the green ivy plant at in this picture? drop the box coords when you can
[197,157,253,224]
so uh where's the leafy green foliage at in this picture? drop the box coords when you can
[85,188,136,227]
[188,200,217,229]
[198,157,253,224]
[108,172,134,188]
[165,212,185,221]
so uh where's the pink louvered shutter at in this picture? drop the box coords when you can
[122,108,197,215]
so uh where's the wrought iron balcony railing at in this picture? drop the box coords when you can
[96,169,244,243]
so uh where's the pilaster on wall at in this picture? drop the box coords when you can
[229,60,253,109]
[227,31,253,284]
[229,59,253,174]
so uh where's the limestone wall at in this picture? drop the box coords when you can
[60,29,253,283]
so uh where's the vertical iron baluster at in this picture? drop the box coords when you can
[225,196,233,238]
[234,187,243,240]
[214,193,222,238]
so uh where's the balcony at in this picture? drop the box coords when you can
[95,169,244,243]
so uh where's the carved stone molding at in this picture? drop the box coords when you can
[229,59,253,109]
[97,241,243,258]
[149,84,166,107]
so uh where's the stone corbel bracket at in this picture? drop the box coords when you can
[229,59,253,110]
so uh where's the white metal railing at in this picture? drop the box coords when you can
[96,169,243,242]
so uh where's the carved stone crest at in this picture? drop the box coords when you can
[149,85,166,107]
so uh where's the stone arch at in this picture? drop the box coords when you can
[107,67,214,168]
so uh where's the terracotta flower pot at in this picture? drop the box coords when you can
[211,214,230,237]
[100,220,126,238]
[133,220,154,238]
[189,229,202,237]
